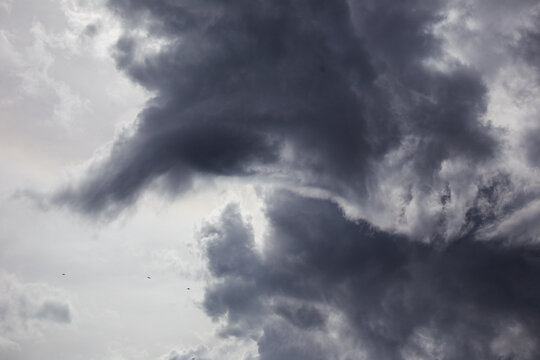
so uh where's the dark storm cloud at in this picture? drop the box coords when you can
[201,192,540,360]
[460,172,513,235]
[46,0,540,358]
[516,16,540,170]
[524,126,540,168]
[353,0,499,176]
[54,0,498,214]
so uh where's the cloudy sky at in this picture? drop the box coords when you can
[1,0,540,359]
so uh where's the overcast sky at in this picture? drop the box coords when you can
[1,0,540,359]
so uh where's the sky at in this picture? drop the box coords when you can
[1,0,540,359]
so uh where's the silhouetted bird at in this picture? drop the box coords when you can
[62,273,66,276]
[147,276,151,279]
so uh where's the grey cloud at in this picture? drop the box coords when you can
[274,303,325,330]
[256,321,332,360]
[40,0,540,358]
[523,123,540,168]
[34,300,71,323]
[461,172,514,235]
[200,204,260,280]
[353,0,498,175]
[460,172,540,245]
[0,273,72,339]
[517,16,540,170]
[201,192,540,360]
[55,0,498,214]
[82,23,99,38]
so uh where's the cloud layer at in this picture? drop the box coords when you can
[56,0,501,218]
[48,0,540,358]
[201,192,540,360]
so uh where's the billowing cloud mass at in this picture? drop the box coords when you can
[201,192,540,359]
[51,0,540,358]
[57,0,500,216]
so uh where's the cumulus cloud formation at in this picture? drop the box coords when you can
[56,0,502,218]
[50,0,540,358]
[201,192,540,360]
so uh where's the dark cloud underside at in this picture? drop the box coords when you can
[56,0,498,213]
[202,192,540,360]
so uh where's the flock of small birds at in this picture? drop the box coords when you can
[62,273,191,290]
